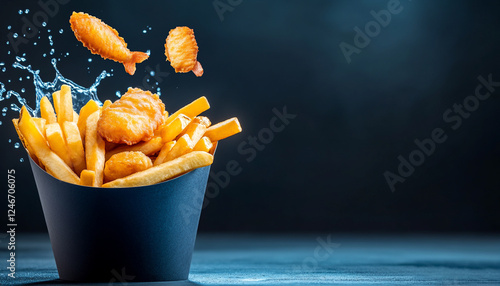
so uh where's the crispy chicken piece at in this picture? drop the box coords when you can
[104,151,153,182]
[70,12,149,75]
[97,88,165,145]
[165,26,204,77]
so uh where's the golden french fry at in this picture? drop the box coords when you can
[160,114,191,142]
[73,110,79,123]
[52,91,60,116]
[18,106,79,184]
[164,96,210,126]
[102,151,213,188]
[32,118,47,139]
[162,134,191,162]
[204,117,242,142]
[40,96,57,124]
[45,123,73,168]
[79,169,96,187]
[85,111,106,187]
[153,141,176,166]
[105,136,163,161]
[177,116,210,141]
[154,111,172,137]
[77,99,100,142]
[102,99,112,111]
[62,121,86,175]
[57,85,73,125]
[12,118,39,164]
[193,136,213,153]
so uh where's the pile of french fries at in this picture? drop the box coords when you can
[13,85,241,188]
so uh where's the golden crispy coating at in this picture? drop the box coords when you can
[97,88,165,145]
[70,12,149,75]
[104,151,152,182]
[165,26,204,77]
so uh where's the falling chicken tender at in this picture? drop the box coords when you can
[104,151,153,182]
[70,12,149,75]
[97,88,165,145]
[165,26,204,77]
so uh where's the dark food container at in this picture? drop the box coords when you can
[29,157,210,282]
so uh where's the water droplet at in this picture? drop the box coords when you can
[16,56,26,62]
[50,49,55,55]
[25,9,30,14]
[115,91,121,97]
[2,107,8,112]
[150,71,155,76]
[8,139,11,143]
[88,58,92,62]
[42,22,47,27]
[19,77,23,81]
[14,142,20,148]
[20,158,24,162]
[7,25,11,30]
[65,52,69,56]
[2,68,6,73]
[6,41,9,45]
[26,76,30,79]
[148,26,152,31]
[33,42,37,46]
[143,29,147,34]
[146,50,151,56]
[18,10,23,15]
[43,53,47,57]
[7,51,11,55]
[21,88,25,93]
[157,91,161,96]
[146,78,150,82]
[59,29,63,34]
[47,29,51,33]
[13,33,18,38]
[0,121,2,125]
[48,35,53,46]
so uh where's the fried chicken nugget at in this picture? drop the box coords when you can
[70,12,149,75]
[97,88,165,145]
[165,26,204,77]
[104,151,153,182]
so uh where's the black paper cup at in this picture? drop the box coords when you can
[29,156,211,282]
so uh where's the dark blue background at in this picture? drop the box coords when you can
[1,0,500,233]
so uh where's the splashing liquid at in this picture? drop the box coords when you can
[10,58,110,116]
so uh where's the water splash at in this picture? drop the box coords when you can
[7,58,110,116]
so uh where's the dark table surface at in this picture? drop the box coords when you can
[0,233,499,285]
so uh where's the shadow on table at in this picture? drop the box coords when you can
[23,280,202,286]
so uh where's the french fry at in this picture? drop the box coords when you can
[45,123,73,168]
[79,170,96,187]
[32,118,47,138]
[105,136,163,161]
[17,106,79,184]
[52,91,60,117]
[73,110,79,123]
[164,96,210,126]
[85,111,106,187]
[162,117,211,162]
[62,121,86,175]
[102,99,112,111]
[204,117,242,142]
[153,141,176,166]
[102,151,213,188]
[160,114,191,142]
[12,118,39,165]
[40,96,57,124]
[193,136,213,153]
[77,99,100,142]
[56,85,73,125]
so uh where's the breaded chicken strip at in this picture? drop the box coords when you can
[165,26,204,77]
